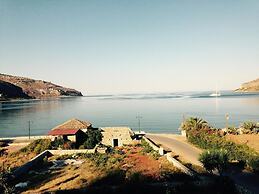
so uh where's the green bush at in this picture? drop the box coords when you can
[199,149,229,175]
[140,139,160,160]
[188,130,258,163]
[20,139,52,154]
[51,138,65,149]
[241,121,259,134]
[0,141,8,148]
[82,129,103,149]
[140,139,154,154]
[183,117,259,171]
[0,173,15,194]
[84,153,109,167]
[247,157,259,172]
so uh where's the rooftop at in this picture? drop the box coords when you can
[48,129,80,136]
[101,127,134,135]
[51,118,92,131]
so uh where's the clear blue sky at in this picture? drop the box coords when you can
[0,0,259,94]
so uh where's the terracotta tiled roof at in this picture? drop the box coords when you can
[51,118,92,131]
[48,128,79,136]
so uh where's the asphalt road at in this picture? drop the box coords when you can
[146,134,202,166]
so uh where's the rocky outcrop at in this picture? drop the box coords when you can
[0,73,83,100]
[0,80,30,100]
[235,78,259,92]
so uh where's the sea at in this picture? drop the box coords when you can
[1,91,259,137]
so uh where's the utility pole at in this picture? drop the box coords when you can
[28,120,32,139]
[225,114,229,129]
[136,116,142,133]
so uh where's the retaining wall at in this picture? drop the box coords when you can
[143,136,164,155]
[166,153,194,176]
[13,150,52,178]
[12,148,96,178]
[48,148,96,156]
[143,135,194,176]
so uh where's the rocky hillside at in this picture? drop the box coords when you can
[0,73,83,100]
[235,78,259,92]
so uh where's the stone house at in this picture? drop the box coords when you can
[101,127,134,147]
[48,118,93,145]
[51,118,93,133]
[48,128,86,146]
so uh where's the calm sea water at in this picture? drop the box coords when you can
[1,91,259,137]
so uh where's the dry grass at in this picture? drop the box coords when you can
[23,162,102,193]
[0,151,36,172]
[22,145,183,193]
[226,134,259,153]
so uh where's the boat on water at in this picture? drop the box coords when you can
[210,92,221,97]
[210,85,221,97]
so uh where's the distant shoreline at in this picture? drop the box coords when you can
[0,135,50,142]
[0,95,84,102]
[0,133,183,143]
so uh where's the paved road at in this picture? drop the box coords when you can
[146,134,202,166]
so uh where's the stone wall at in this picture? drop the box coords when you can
[48,148,96,156]
[101,127,133,147]
[143,136,194,176]
[166,153,194,176]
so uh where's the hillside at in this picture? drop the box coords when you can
[235,78,259,92]
[0,73,83,100]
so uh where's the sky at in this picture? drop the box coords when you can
[0,0,259,95]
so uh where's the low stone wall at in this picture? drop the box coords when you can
[13,150,52,178]
[166,153,194,176]
[12,148,96,178]
[143,136,194,176]
[143,136,164,155]
[48,148,96,156]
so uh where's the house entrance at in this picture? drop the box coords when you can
[113,139,119,147]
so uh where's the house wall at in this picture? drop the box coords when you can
[67,135,76,142]
[76,130,87,146]
[101,127,133,147]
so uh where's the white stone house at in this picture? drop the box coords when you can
[101,127,134,147]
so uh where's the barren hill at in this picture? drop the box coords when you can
[0,73,83,100]
[235,78,259,92]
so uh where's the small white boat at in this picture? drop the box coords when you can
[210,85,221,97]
[210,92,221,97]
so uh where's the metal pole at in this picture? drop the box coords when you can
[28,121,31,139]
[136,116,142,133]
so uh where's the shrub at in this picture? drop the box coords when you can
[20,139,52,154]
[84,153,109,167]
[0,141,8,148]
[140,139,153,154]
[247,157,259,172]
[140,139,160,160]
[185,118,259,171]
[51,138,65,149]
[199,149,229,175]
[82,129,103,149]
[180,117,210,133]
[0,173,15,194]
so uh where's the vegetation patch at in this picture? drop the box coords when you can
[140,139,160,160]
[20,139,52,154]
[180,117,259,172]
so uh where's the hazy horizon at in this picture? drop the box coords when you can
[1,0,259,95]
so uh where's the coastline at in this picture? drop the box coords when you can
[0,135,50,143]
[0,133,182,142]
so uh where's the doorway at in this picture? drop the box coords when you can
[113,139,119,147]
